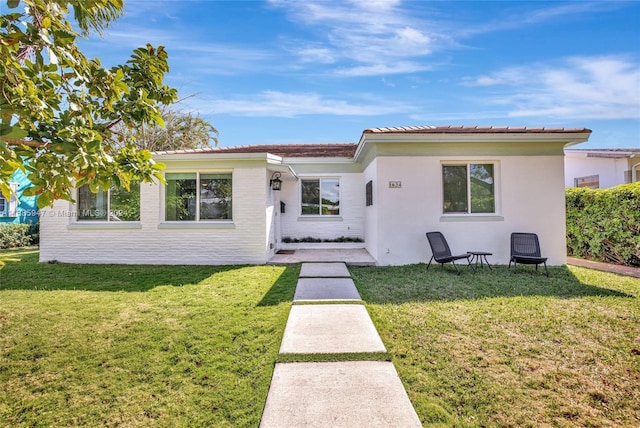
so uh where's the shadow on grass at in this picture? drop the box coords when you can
[0,250,245,292]
[350,264,635,304]
[0,249,302,300]
[257,264,300,306]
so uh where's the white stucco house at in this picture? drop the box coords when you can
[40,125,591,266]
[564,148,640,189]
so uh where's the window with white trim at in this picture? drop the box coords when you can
[165,172,232,221]
[77,183,140,221]
[442,163,495,214]
[0,183,19,217]
[301,178,340,216]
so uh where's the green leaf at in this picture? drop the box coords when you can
[0,124,28,139]
[7,0,20,8]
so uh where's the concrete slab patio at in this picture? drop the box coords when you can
[293,277,362,301]
[279,304,387,354]
[268,248,377,266]
[260,361,422,428]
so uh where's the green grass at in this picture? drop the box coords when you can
[0,248,298,427]
[2,250,639,427]
[350,264,640,427]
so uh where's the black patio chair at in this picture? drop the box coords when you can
[426,232,473,274]
[509,232,548,276]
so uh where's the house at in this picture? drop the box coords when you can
[564,148,640,189]
[39,125,591,266]
[0,169,39,225]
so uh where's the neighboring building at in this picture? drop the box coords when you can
[40,125,591,266]
[0,169,39,225]
[564,148,640,189]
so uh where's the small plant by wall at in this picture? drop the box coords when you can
[566,183,640,266]
[282,236,364,244]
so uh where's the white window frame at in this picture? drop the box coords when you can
[441,161,500,216]
[299,177,341,217]
[75,183,141,222]
[163,171,233,222]
[0,183,19,217]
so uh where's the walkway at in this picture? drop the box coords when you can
[567,257,640,279]
[260,262,421,427]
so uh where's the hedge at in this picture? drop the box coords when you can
[566,183,640,266]
[0,223,32,249]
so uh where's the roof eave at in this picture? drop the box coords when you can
[355,131,591,160]
[153,152,283,162]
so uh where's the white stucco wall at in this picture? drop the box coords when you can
[39,165,269,265]
[278,172,365,242]
[564,155,629,188]
[372,155,567,266]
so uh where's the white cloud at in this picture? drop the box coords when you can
[292,45,336,64]
[269,0,447,76]
[184,91,414,117]
[335,61,432,77]
[462,56,640,120]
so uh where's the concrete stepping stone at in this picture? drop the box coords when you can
[279,304,386,354]
[260,361,422,428]
[293,278,361,301]
[299,262,351,278]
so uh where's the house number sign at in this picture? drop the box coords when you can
[388,181,402,188]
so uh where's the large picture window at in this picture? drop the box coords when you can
[442,163,495,214]
[301,178,340,216]
[165,172,232,221]
[77,183,140,221]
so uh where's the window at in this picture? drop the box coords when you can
[77,183,140,221]
[301,178,340,216]
[365,180,373,207]
[574,175,599,189]
[165,172,232,221]
[0,183,19,217]
[442,163,495,214]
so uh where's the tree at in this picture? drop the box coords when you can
[0,0,178,207]
[110,106,219,152]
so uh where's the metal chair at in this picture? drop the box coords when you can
[426,232,473,274]
[509,232,549,276]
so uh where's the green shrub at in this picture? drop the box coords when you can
[566,183,640,266]
[0,223,32,249]
[26,222,39,246]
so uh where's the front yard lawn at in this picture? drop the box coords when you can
[1,250,638,427]
[351,265,640,427]
[0,248,298,427]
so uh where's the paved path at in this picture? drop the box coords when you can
[567,257,640,279]
[260,262,422,428]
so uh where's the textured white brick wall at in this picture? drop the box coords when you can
[279,172,365,242]
[40,166,268,265]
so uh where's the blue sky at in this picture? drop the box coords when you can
[79,0,640,149]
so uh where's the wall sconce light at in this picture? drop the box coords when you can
[270,171,282,191]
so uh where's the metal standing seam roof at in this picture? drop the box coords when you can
[153,126,593,158]
[565,148,640,158]
[363,125,592,134]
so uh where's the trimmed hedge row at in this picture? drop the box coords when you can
[566,183,640,266]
